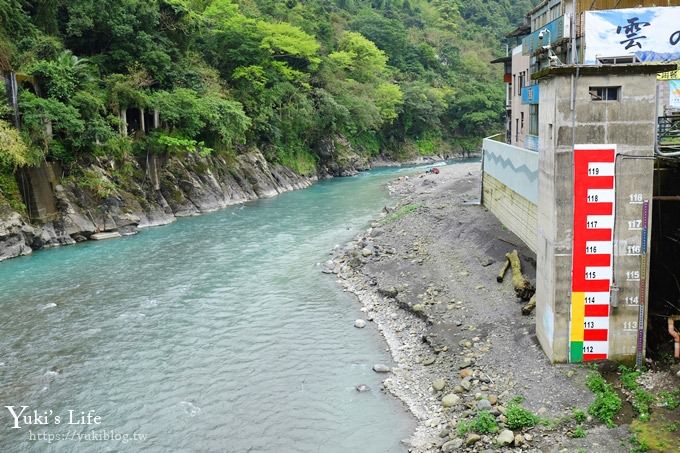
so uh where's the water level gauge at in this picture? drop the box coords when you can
[569,145,652,364]
[569,145,616,362]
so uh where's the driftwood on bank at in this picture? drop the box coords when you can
[497,258,510,283]
[506,250,535,301]
[522,294,537,315]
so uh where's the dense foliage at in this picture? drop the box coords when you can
[0,0,534,175]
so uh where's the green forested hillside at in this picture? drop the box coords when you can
[0,0,533,180]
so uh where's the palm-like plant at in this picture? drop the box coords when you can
[56,50,94,86]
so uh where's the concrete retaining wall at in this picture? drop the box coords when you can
[482,173,538,253]
[482,136,539,253]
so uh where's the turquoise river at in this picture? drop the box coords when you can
[0,163,457,452]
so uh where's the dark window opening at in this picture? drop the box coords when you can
[648,163,680,365]
[529,104,539,136]
[597,55,639,65]
[590,86,620,101]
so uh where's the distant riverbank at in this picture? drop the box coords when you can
[0,151,466,264]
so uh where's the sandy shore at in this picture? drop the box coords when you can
[326,162,635,452]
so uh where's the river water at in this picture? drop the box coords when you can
[0,164,449,452]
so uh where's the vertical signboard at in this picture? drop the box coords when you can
[570,145,616,362]
[670,80,680,109]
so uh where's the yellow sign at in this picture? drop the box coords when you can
[658,63,680,80]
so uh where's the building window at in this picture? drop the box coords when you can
[589,86,620,101]
[549,6,556,21]
[529,105,539,136]
[597,56,639,65]
[516,118,519,143]
[521,112,525,130]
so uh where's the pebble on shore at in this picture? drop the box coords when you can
[372,364,391,373]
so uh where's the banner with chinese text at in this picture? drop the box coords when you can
[584,7,680,64]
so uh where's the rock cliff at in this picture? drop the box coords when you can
[0,150,314,262]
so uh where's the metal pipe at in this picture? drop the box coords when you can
[571,0,577,65]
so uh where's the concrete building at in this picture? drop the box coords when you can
[483,3,680,364]
[491,23,531,147]
[533,64,672,363]
[511,46,532,148]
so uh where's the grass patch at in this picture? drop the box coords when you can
[70,169,117,199]
[619,366,642,391]
[619,366,653,421]
[505,398,539,430]
[415,132,440,156]
[629,409,680,453]
[572,408,587,423]
[381,203,421,224]
[659,390,680,410]
[586,372,622,427]
[348,132,381,157]
[277,146,317,176]
[456,410,499,437]
[570,425,587,438]
[0,169,26,214]
[630,432,649,453]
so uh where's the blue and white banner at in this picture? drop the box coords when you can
[584,7,680,64]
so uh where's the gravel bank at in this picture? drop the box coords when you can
[327,162,635,452]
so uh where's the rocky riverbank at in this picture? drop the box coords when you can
[327,162,639,452]
[0,149,314,262]
[0,139,461,262]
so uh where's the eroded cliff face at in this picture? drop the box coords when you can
[0,199,34,261]
[0,150,314,262]
[316,136,370,177]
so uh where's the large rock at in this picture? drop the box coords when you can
[442,439,463,452]
[496,429,515,446]
[317,136,369,177]
[441,394,460,407]
[377,286,399,298]
[372,364,391,373]
[432,378,446,392]
[159,151,313,215]
[476,399,492,411]
[0,203,33,261]
[465,433,481,446]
